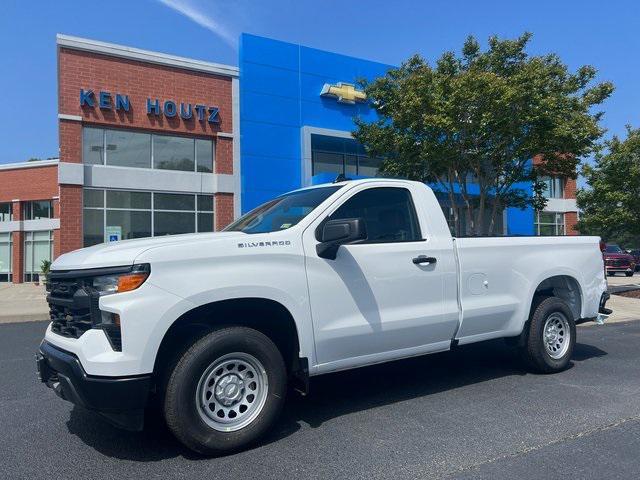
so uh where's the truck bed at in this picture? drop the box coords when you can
[453,235,606,344]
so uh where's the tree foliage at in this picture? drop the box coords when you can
[353,33,613,235]
[577,127,640,245]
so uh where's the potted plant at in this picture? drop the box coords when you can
[40,259,52,286]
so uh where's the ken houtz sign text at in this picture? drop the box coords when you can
[79,89,220,123]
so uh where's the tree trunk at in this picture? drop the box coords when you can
[488,197,501,236]
[476,184,486,236]
[445,174,460,236]
[454,169,474,235]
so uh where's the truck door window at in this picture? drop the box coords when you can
[329,187,422,243]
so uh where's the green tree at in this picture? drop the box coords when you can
[353,33,613,235]
[577,127,640,245]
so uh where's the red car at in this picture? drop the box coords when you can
[603,244,636,277]
[629,249,640,271]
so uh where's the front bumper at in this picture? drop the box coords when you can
[36,340,151,431]
[605,264,634,273]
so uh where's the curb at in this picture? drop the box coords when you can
[0,313,50,324]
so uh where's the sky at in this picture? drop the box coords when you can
[1,0,638,169]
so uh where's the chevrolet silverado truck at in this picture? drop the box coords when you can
[36,178,611,455]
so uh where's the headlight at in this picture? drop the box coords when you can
[92,264,150,295]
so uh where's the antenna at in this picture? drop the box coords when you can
[333,173,350,183]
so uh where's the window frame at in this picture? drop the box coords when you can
[323,186,424,245]
[23,230,53,282]
[534,211,565,236]
[82,188,215,246]
[22,200,54,220]
[0,202,13,222]
[0,232,12,282]
[310,133,383,178]
[540,176,565,199]
[82,126,215,173]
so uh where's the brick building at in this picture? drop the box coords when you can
[532,155,579,236]
[0,35,239,283]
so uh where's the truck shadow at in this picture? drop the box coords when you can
[65,339,607,461]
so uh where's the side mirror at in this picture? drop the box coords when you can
[316,218,367,260]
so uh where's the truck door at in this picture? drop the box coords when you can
[302,183,459,371]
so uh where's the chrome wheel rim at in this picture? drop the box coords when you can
[543,312,570,359]
[196,352,268,432]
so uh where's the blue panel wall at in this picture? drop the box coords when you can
[239,34,535,234]
[240,34,390,213]
[506,176,535,235]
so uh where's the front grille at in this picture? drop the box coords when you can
[47,278,94,339]
[47,273,123,351]
[607,259,628,267]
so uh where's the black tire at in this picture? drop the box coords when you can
[626,272,634,277]
[607,272,614,276]
[163,326,287,455]
[520,296,576,374]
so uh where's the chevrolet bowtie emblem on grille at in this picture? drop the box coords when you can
[320,82,367,104]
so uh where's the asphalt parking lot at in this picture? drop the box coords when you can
[2,320,640,480]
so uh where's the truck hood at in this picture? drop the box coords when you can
[51,232,245,271]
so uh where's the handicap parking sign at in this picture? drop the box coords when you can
[105,226,122,243]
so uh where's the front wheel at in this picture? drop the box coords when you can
[520,296,576,373]
[163,326,287,455]
[626,271,634,277]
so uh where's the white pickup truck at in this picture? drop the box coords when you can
[36,178,611,454]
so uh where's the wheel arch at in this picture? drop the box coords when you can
[152,297,304,382]
[529,274,583,321]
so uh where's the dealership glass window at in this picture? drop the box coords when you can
[82,127,214,173]
[0,203,12,222]
[196,139,214,173]
[154,135,195,171]
[106,210,152,240]
[535,211,565,236]
[106,191,151,210]
[82,127,105,165]
[106,129,152,169]
[83,189,214,246]
[153,192,195,236]
[0,232,11,282]
[311,134,383,177]
[24,231,52,282]
[197,194,214,232]
[540,176,565,199]
[22,200,53,220]
[83,208,104,247]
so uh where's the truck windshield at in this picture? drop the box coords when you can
[605,245,622,253]
[224,186,342,234]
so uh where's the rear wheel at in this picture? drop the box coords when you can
[626,271,634,277]
[520,296,576,373]
[163,326,287,455]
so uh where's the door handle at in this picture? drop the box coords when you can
[412,255,437,265]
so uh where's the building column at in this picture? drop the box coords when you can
[11,201,23,283]
[564,178,578,235]
[215,193,234,230]
[58,185,83,255]
[565,212,579,235]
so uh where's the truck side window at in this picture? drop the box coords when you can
[329,187,422,243]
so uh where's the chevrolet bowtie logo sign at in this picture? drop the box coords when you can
[320,82,367,104]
